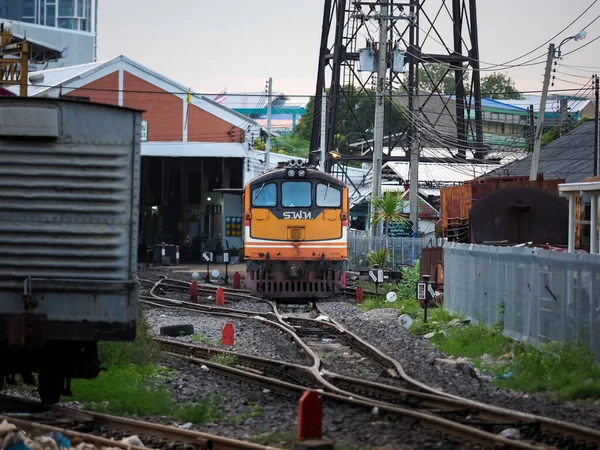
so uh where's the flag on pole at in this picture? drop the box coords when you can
[184,88,191,130]
[213,88,226,104]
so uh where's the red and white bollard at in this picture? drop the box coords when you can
[161,241,166,258]
[175,245,180,265]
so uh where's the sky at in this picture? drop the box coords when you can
[97,0,600,102]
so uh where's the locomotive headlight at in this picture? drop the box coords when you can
[298,169,306,177]
[287,169,296,177]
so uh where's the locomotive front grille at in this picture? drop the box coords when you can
[288,227,305,241]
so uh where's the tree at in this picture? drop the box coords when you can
[369,191,409,268]
[480,72,523,100]
[292,85,407,154]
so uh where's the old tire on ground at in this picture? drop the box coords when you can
[38,372,64,404]
[159,324,194,337]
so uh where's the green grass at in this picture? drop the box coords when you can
[430,322,511,360]
[98,309,160,366]
[65,364,223,422]
[489,342,600,400]
[66,312,223,423]
[208,354,238,366]
[228,403,263,423]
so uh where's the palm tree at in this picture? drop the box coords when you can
[369,191,410,268]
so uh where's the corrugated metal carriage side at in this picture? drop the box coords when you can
[0,97,142,403]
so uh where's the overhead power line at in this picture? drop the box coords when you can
[37,84,600,99]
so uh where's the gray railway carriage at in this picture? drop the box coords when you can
[0,98,142,403]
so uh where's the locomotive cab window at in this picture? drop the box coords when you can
[252,182,277,207]
[282,181,312,207]
[316,183,341,207]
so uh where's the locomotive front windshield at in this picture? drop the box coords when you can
[282,181,312,207]
[252,182,277,207]
[316,183,341,207]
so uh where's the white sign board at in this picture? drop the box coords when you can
[202,252,213,262]
[428,284,436,299]
[417,282,426,300]
[141,120,148,142]
[223,252,229,263]
[368,269,384,283]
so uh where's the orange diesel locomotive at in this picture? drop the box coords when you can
[243,160,348,299]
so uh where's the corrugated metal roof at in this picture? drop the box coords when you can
[385,161,498,183]
[7,60,104,97]
[487,121,595,183]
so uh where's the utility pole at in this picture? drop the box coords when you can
[527,105,535,152]
[370,0,388,237]
[559,98,569,137]
[265,77,273,168]
[408,0,419,234]
[529,43,555,181]
[320,88,327,170]
[595,74,599,176]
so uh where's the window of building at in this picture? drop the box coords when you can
[316,182,341,207]
[58,18,73,29]
[252,183,277,207]
[282,181,311,207]
[58,0,74,16]
[46,5,56,26]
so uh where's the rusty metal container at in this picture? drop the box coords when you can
[440,176,565,241]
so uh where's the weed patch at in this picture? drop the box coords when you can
[208,354,238,366]
[490,342,600,400]
[99,310,160,366]
[66,364,223,422]
[228,403,263,423]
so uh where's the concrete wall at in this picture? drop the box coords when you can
[9,20,95,68]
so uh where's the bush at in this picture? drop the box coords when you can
[367,248,389,268]
[396,261,420,301]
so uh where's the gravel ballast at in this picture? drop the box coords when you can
[318,300,600,431]
[144,307,309,365]
[158,357,467,450]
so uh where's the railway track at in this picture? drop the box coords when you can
[141,277,600,450]
[0,395,278,450]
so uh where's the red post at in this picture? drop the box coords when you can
[216,287,225,306]
[233,272,241,289]
[190,281,198,302]
[161,241,166,258]
[355,286,364,305]
[221,323,234,346]
[297,390,322,441]
[175,245,180,265]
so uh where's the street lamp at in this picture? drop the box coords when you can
[530,30,587,181]
[555,30,588,59]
